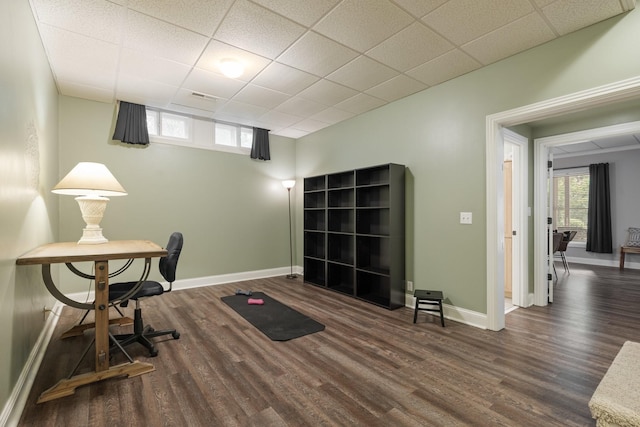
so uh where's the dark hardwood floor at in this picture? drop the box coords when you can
[18,263,640,426]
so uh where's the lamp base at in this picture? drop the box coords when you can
[75,195,110,245]
[286,274,298,279]
[78,226,108,245]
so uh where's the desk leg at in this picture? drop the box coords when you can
[95,260,110,372]
[620,248,625,270]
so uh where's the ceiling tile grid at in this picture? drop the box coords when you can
[29,0,635,138]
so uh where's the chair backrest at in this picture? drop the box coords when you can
[553,232,563,253]
[558,230,577,251]
[159,232,183,284]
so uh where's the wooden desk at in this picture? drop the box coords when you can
[620,246,640,270]
[17,240,167,403]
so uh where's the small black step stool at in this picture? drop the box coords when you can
[413,289,445,327]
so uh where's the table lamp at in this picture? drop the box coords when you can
[52,162,127,244]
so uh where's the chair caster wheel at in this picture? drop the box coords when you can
[172,331,180,339]
[149,349,158,357]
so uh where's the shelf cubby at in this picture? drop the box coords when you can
[304,175,326,192]
[304,192,326,209]
[327,262,354,295]
[328,171,354,189]
[356,236,390,275]
[356,208,389,236]
[356,185,389,208]
[328,209,354,233]
[304,231,325,259]
[304,258,326,286]
[328,233,354,265]
[304,210,325,231]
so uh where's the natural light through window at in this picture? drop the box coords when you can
[553,167,589,243]
[146,108,253,154]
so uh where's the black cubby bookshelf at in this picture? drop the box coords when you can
[303,164,405,309]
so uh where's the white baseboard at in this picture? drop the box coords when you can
[1,302,64,427]
[567,257,640,270]
[404,293,487,329]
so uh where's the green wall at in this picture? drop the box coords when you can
[295,9,640,313]
[58,97,297,292]
[0,0,59,414]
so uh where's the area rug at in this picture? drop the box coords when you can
[221,292,325,341]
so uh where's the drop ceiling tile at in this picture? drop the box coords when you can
[311,107,356,124]
[592,134,640,149]
[31,0,124,44]
[314,0,414,52]
[561,141,600,152]
[297,80,359,106]
[542,0,628,36]
[275,96,327,117]
[167,103,217,118]
[291,118,332,133]
[172,88,227,113]
[252,62,319,95]
[258,110,304,128]
[116,75,179,106]
[334,93,387,114]
[366,22,454,71]
[124,10,209,65]
[127,0,234,36]
[391,0,448,18]
[406,49,481,86]
[422,0,534,45]
[119,48,192,87]
[58,80,114,103]
[276,128,308,139]
[327,56,399,91]
[251,0,340,26]
[231,84,290,109]
[182,68,246,99]
[40,25,119,89]
[218,100,269,121]
[196,40,272,81]
[213,0,306,59]
[277,31,359,76]
[365,74,427,102]
[462,12,555,65]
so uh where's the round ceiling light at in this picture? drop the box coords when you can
[219,58,244,78]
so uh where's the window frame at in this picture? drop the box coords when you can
[146,108,253,155]
[552,166,589,245]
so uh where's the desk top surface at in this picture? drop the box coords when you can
[16,240,167,265]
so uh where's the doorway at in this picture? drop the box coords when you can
[503,130,528,313]
[485,76,640,331]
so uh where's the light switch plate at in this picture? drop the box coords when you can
[460,212,472,224]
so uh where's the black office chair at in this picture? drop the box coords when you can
[109,232,183,357]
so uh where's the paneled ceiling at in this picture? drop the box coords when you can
[29,0,635,138]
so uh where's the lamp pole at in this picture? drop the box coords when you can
[283,180,297,279]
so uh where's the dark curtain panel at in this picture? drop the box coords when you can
[586,163,613,253]
[250,127,270,161]
[112,101,149,145]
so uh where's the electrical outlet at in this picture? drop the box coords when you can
[460,212,472,224]
[406,280,414,292]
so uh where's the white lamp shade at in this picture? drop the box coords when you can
[52,162,127,197]
[282,180,296,189]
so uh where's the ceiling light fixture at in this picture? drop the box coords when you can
[219,58,244,78]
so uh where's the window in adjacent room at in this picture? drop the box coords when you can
[553,167,589,243]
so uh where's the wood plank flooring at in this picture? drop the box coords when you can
[18,263,640,426]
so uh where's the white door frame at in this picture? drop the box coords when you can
[503,130,529,308]
[485,76,640,331]
[533,119,640,306]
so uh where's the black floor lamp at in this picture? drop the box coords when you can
[282,180,297,279]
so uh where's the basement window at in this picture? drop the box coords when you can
[146,108,252,154]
